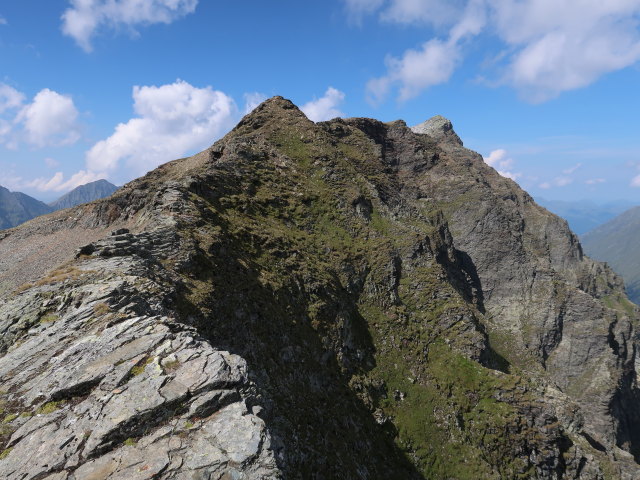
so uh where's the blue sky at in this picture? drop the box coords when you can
[1,0,639,203]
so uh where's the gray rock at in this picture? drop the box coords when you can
[411,115,463,146]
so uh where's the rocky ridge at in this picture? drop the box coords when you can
[0,97,638,479]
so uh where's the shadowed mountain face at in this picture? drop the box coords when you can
[48,179,119,211]
[0,186,52,230]
[582,206,640,305]
[0,97,638,479]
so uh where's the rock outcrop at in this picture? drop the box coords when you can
[0,97,638,479]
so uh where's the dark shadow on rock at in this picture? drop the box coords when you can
[612,367,640,462]
[172,188,424,479]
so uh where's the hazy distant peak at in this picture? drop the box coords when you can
[49,179,118,211]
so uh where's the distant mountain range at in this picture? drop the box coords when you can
[581,206,640,305]
[0,180,118,230]
[0,186,53,230]
[535,197,636,235]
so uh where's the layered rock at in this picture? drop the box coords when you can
[0,97,638,479]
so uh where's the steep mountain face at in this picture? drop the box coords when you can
[0,97,639,479]
[582,207,640,305]
[0,186,53,230]
[49,179,119,211]
[535,198,635,235]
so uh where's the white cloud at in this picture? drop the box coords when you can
[585,178,605,185]
[365,0,485,102]
[301,87,346,122]
[15,89,81,147]
[243,92,267,115]
[61,0,198,52]
[631,175,640,188]
[0,84,25,114]
[352,0,640,102]
[554,176,573,187]
[368,39,460,103]
[86,79,237,175]
[44,157,60,168]
[27,170,105,192]
[344,0,461,27]
[483,148,521,180]
[539,175,574,189]
[343,0,385,23]
[492,0,640,101]
[562,163,582,175]
[381,0,461,26]
[484,148,506,167]
[0,16,6,25]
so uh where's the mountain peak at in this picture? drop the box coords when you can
[233,96,311,133]
[411,115,463,146]
[49,179,118,211]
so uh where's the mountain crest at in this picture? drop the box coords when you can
[0,98,639,479]
[411,115,463,146]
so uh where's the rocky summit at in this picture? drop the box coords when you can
[0,96,638,479]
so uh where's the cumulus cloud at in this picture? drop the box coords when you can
[631,175,640,188]
[366,0,485,102]
[0,84,24,147]
[243,92,268,115]
[492,0,640,101]
[61,0,198,52]
[368,39,460,103]
[15,89,81,147]
[0,84,25,115]
[27,170,105,192]
[301,87,346,122]
[86,79,236,175]
[351,0,640,102]
[0,85,80,149]
[483,148,521,180]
